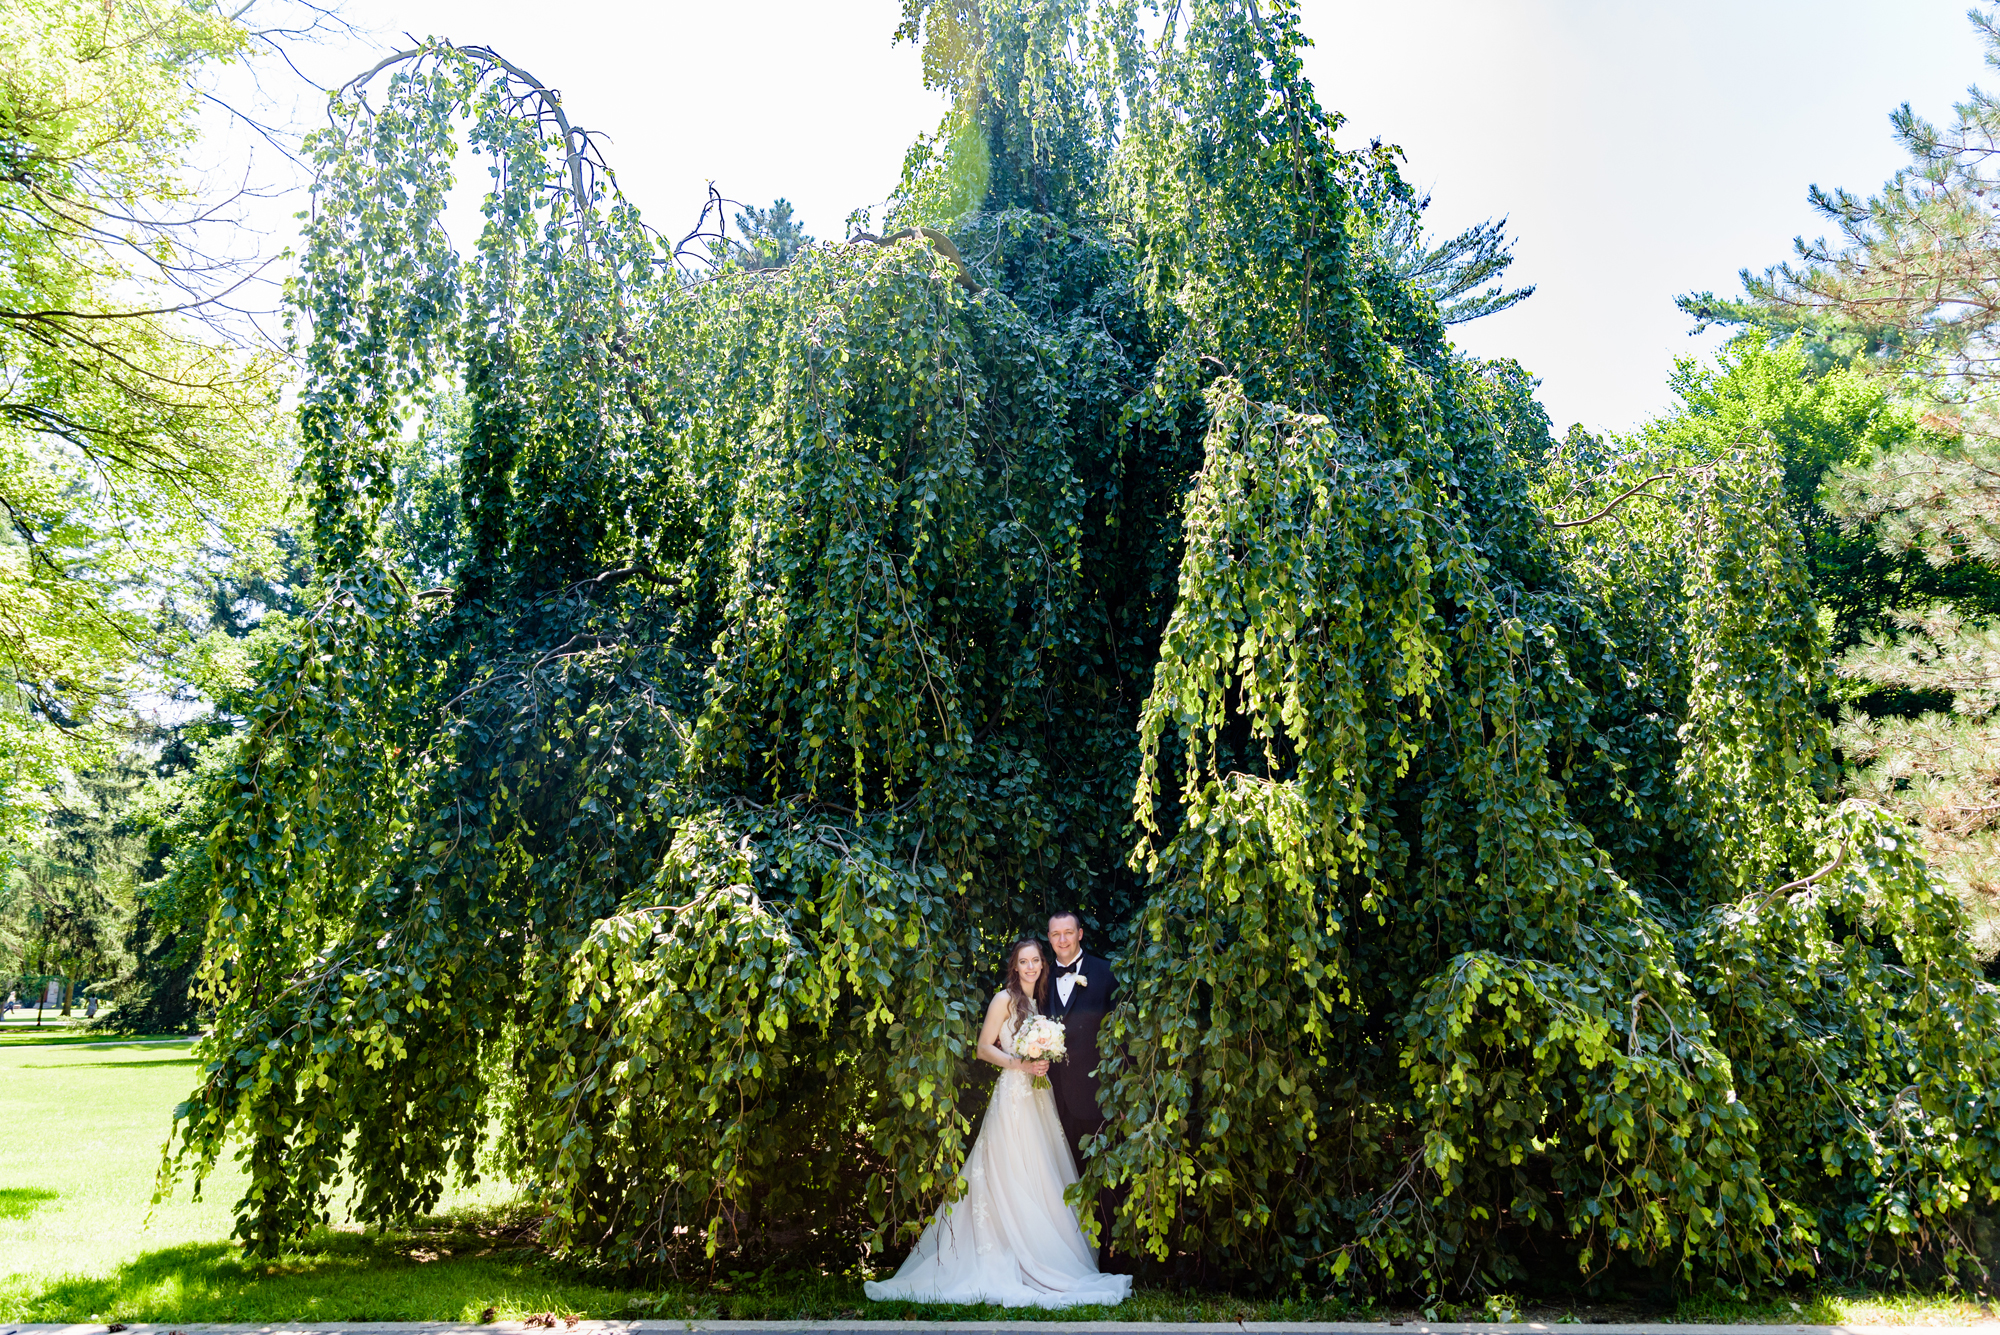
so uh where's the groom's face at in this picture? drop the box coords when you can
[1048,915,1081,961]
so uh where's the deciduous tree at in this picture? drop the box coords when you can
[0,0,286,840]
[158,0,2000,1300]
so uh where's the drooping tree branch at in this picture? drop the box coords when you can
[341,43,603,258]
[1548,471,1676,529]
[845,226,982,291]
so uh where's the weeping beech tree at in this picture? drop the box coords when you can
[161,0,2000,1298]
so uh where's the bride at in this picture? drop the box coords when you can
[863,937,1132,1308]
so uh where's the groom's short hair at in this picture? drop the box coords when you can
[1048,909,1083,932]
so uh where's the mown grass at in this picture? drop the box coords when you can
[0,1036,504,1322]
[2,1039,1993,1324]
[0,1003,191,1047]
[4,1230,644,1324]
[0,1031,191,1048]
[1677,1287,1998,1326]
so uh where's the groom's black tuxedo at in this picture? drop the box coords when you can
[1045,950,1117,1187]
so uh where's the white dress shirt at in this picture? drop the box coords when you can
[1054,951,1084,1006]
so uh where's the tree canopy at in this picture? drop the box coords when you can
[1684,7,2000,969]
[731,197,812,270]
[1363,192,1534,326]
[160,0,2000,1301]
[1632,333,2000,657]
[0,0,285,842]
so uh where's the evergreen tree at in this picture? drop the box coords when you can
[1364,191,1534,325]
[0,752,156,1013]
[733,198,812,270]
[106,528,311,1031]
[1688,7,2000,963]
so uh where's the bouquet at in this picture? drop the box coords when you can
[1014,1015,1067,1089]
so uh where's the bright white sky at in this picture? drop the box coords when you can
[264,0,1993,436]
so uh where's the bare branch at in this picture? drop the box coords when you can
[1548,472,1677,529]
[846,226,982,292]
[341,43,601,255]
[1773,843,1847,894]
[1748,841,1851,913]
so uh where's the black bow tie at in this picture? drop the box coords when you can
[1056,960,1082,973]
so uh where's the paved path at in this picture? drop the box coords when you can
[3,1322,1996,1335]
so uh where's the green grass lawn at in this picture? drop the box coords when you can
[0,1036,1992,1324]
[0,1036,650,1322]
[0,1007,122,1039]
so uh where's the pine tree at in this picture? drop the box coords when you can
[733,198,812,269]
[1687,7,2000,961]
[1364,190,1534,325]
[1,753,153,1013]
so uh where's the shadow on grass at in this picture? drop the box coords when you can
[0,1201,1176,1325]
[0,1033,193,1048]
[19,1197,1968,1328]
[0,1209,885,1324]
[19,1058,202,1070]
[0,1228,647,1324]
[0,1187,58,1220]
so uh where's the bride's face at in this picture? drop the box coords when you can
[1015,946,1044,988]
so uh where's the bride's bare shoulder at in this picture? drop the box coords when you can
[986,990,1012,1017]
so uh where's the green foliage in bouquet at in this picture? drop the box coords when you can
[159,0,2000,1301]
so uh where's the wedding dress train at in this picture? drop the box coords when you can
[863,999,1132,1308]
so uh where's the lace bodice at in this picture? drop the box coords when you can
[996,993,1030,1097]
[995,992,1037,1058]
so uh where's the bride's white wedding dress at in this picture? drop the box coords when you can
[863,998,1132,1308]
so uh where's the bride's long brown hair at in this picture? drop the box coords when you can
[1002,937,1050,1033]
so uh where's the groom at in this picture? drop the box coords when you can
[1045,909,1119,1256]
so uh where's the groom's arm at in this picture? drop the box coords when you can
[1100,957,1119,1012]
